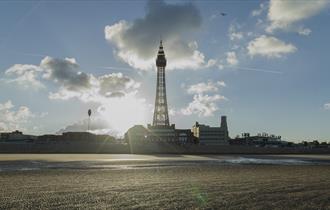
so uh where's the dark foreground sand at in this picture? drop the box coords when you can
[1,164,330,210]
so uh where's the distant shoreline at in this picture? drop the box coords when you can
[0,142,329,154]
[1,154,330,172]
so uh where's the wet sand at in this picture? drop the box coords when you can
[0,154,330,209]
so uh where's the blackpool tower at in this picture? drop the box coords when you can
[152,40,170,127]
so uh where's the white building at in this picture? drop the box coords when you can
[192,116,229,145]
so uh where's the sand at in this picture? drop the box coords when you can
[0,154,330,209]
[0,167,329,209]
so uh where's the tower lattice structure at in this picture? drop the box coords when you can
[152,40,170,127]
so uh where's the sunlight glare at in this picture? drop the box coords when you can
[97,94,149,135]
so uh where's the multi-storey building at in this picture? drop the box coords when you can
[192,116,229,145]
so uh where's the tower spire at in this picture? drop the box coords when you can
[157,39,165,56]
[153,39,169,127]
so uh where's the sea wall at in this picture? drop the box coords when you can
[0,142,129,154]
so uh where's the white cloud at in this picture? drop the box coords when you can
[247,35,297,58]
[168,108,177,116]
[187,81,226,94]
[53,90,149,136]
[324,103,330,110]
[5,64,44,89]
[252,3,266,17]
[228,23,243,41]
[181,94,227,117]
[0,100,14,110]
[181,80,227,117]
[218,64,225,70]
[217,81,226,87]
[226,51,239,65]
[205,59,217,68]
[48,72,140,103]
[5,57,148,135]
[297,27,312,36]
[266,0,329,33]
[229,32,243,41]
[57,117,120,137]
[104,0,206,71]
[0,100,35,132]
[98,73,140,97]
[6,57,141,103]
[56,91,150,137]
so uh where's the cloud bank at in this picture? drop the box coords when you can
[4,57,148,135]
[266,0,329,33]
[105,0,205,71]
[5,64,44,89]
[0,100,34,132]
[5,56,141,102]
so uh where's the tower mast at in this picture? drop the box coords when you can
[152,40,170,127]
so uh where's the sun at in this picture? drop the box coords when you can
[98,94,149,135]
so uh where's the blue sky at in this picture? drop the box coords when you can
[0,0,329,141]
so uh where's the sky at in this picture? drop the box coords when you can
[0,0,329,142]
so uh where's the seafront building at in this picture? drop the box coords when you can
[37,132,116,143]
[231,132,285,147]
[192,116,229,145]
[0,130,36,142]
[125,125,197,144]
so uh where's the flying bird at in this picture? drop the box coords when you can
[221,12,227,16]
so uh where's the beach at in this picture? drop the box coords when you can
[0,154,330,209]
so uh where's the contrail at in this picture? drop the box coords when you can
[231,66,283,74]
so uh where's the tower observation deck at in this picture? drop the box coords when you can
[152,40,170,127]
